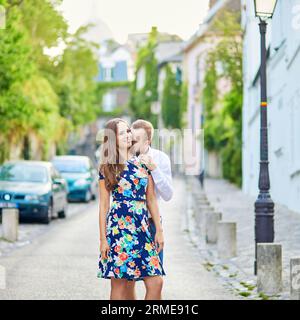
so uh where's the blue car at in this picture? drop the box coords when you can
[0,161,68,224]
[52,155,98,202]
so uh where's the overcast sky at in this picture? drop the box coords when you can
[59,0,210,44]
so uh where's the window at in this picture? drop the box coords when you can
[104,67,114,81]
[196,56,201,85]
[103,92,116,112]
[136,67,146,90]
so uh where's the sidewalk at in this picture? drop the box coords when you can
[189,177,300,299]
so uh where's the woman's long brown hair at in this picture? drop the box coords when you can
[98,118,128,191]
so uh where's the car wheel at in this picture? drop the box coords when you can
[84,189,92,203]
[58,199,68,219]
[42,201,53,224]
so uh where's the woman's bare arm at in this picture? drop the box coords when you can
[146,174,164,252]
[146,174,162,231]
[99,180,110,241]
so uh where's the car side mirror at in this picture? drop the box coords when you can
[53,178,64,185]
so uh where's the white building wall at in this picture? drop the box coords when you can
[242,0,300,213]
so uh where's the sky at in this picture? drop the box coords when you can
[59,0,210,44]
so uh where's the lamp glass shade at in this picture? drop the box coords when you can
[254,0,278,19]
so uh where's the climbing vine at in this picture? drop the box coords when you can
[129,27,158,127]
[202,11,243,186]
[161,65,182,129]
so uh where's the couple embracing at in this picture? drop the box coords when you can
[97,118,173,300]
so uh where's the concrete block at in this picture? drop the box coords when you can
[192,199,210,212]
[217,222,237,259]
[257,243,282,295]
[195,206,214,229]
[290,257,300,300]
[206,212,222,244]
[2,208,19,242]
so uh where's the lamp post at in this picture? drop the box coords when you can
[253,0,278,275]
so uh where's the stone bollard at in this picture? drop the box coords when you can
[206,212,222,244]
[2,208,19,242]
[196,206,214,239]
[194,194,207,201]
[217,222,237,259]
[192,199,210,212]
[257,243,282,295]
[290,257,300,300]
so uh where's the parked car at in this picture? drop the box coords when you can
[51,155,98,202]
[0,161,68,224]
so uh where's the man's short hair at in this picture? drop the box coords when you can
[131,119,154,142]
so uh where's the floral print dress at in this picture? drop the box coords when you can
[97,155,166,281]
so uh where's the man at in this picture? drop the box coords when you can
[125,119,173,299]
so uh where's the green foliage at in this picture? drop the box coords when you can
[180,82,188,128]
[19,0,68,65]
[130,27,158,127]
[0,0,100,163]
[161,65,182,128]
[51,26,99,128]
[202,11,243,186]
[0,4,34,162]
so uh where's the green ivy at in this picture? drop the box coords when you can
[202,11,243,186]
[161,65,182,128]
[129,27,158,127]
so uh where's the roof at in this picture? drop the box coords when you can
[183,0,231,52]
[157,53,183,69]
[155,41,184,64]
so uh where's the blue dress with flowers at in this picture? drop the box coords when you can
[97,155,166,281]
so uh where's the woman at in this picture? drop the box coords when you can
[97,118,165,300]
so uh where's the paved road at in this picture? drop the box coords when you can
[0,177,237,300]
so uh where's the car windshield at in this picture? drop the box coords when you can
[0,164,48,183]
[52,160,89,173]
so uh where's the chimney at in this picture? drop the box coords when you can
[209,0,218,8]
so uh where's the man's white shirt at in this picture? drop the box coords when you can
[142,146,173,217]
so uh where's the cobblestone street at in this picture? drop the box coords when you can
[0,177,238,300]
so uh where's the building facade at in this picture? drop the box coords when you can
[242,0,300,213]
[183,0,240,177]
[97,41,134,113]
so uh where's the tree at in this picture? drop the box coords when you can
[0,0,101,162]
[19,0,67,68]
[0,2,34,162]
[52,26,99,128]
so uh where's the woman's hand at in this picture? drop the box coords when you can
[139,154,157,171]
[154,230,164,253]
[100,239,110,260]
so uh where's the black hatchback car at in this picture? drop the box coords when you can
[0,161,68,224]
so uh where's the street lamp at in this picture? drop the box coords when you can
[254,0,278,19]
[253,0,278,275]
